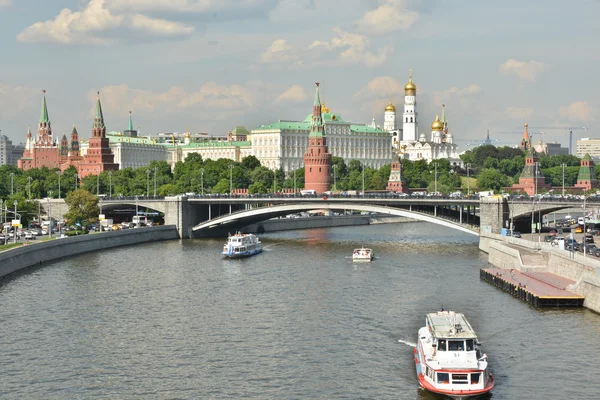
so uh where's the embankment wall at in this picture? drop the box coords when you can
[0,225,179,279]
[241,215,414,234]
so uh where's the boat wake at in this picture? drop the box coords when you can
[398,339,417,347]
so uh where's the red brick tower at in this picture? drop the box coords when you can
[303,82,331,193]
[386,152,409,193]
[77,92,119,178]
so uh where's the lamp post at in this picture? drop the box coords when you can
[362,166,365,194]
[13,200,18,244]
[293,169,296,195]
[229,164,233,195]
[57,171,61,199]
[333,164,337,192]
[561,163,566,197]
[0,199,3,225]
[108,171,113,199]
[146,169,151,197]
[153,166,157,198]
[74,173,78,191]
[583,189,587,257]
[433,162,439,194]
[47,198,52,238]
[10,173,14,196]
[135,195,139,226]
[96,173,100,196]
[200,168,204,196]
[465,163,471,196]
[28,176,32,199]
[273,169,277,194]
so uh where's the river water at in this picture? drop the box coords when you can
[1,223,598,399]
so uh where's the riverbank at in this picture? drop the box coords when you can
[0,225,179,279]
[480,233,600,313]
[241,214,415,234]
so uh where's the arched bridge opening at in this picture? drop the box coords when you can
[191,203,480,238]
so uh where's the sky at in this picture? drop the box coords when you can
[0,0,598,149]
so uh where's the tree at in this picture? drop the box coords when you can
[476,169,510,191]
[212,179,231,194]
[64,189,99,225]
[474,145,499,168]
[248,182,268,194]
[241,155,261,170]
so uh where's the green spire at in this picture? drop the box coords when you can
[40,90,49,123]
[313,81,321,107]
[93,92,105,129]
[128,111,133,131]
[441,103,446,123]
[309,82,324,138]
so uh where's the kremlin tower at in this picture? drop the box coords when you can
[76,92,119,178]
[519,122,532,151]
[18,91,60,170]
[303,82,332,193]
[402,69,418,142]
[386,152,409,193]
[575,154,599,191]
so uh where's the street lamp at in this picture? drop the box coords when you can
[135,195,139,226]
[273,169,277,194]
[333,164,337,192]
[153,166,157,198]
[583,189,587,257]
[200,168,204,196]
[362,166,365,194]
[96,173,100,196]
[57,171,61,199]
[146,169,151,197]
[10,173,14,196]
[433,162,439,194]
[28,176,32,199]
[561,163,566,197]
[47,198,52,239]
[229,164,234,195]
[465,163,471,196]
[293,169,297,195]
[108,171,113,199]
[13,200,17,244]
[0,199,3,225]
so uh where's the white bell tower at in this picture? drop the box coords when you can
[402,69,418,142]
[384,101,396,132]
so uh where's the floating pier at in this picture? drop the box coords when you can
[480,268,585,307]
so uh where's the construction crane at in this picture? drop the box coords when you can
[525,126,588,155]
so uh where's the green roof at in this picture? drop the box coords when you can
[577,153,596,181]
[40,93,49,123]
[350,125,388,134]
[303,111,346,123]
[254,121,310,131]
[231,126,250,135]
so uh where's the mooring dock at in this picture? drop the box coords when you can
[480,268,585,307]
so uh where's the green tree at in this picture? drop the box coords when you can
[64,189,99,225]
[241,155,261,170]
[248,181,268,194]
[212,178,231,194]
[476,169,510,191]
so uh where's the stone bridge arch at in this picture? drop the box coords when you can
[191,203,479,238]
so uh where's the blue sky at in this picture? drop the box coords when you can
[0,0,598,149]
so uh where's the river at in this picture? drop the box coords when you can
[1,222,598,399]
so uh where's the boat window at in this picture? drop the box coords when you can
[466,339,474,351]
[449,340,464,351]
[471,373,480,384]
[437,339,446,351]
[452,374,469,384]
[436,372,449,384]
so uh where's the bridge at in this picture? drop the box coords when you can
[96,195,588,239]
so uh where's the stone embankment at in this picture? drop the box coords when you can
[0,225,179,279]
[480,233,600,313]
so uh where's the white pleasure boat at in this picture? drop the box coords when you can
[222,232,263,258]
[415,310,494,399]
[352,247,374,262]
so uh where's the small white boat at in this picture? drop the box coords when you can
[415,310,494,399]
[352,247,374,262]
[222,232,263,258]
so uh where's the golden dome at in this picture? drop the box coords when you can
[524,122,528,128]
[184,132,191,138]
[431,114,443,130]
[385,102,396,112]
[405,69,416,94]
[321,102,331,114]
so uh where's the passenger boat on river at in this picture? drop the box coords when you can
[222,233,263,258]
[415,310,494,399]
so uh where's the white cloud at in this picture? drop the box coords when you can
[505,106,534,120]
[17,0,194,45]
[275,84,308,104]
[309,27,391,67]
[499,59,546,82]
[559,101,595,122]
[0,83,40,120]
[356,0,419,34]
[106,0,266,13]
[92,82,256,119]
[260,39,302,66]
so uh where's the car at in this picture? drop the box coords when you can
[24,231,35,240]
[507,230,522,238]
[579,243,597,254]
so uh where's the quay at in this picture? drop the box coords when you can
[480,268,585,307]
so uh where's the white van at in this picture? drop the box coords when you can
[300,189,316,196]
[578,217,585,225]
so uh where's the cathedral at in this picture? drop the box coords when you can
[384,71,462,166]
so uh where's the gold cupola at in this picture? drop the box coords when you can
[431,114,443,131]
[405,69,416,95]
[385,101,396,112]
